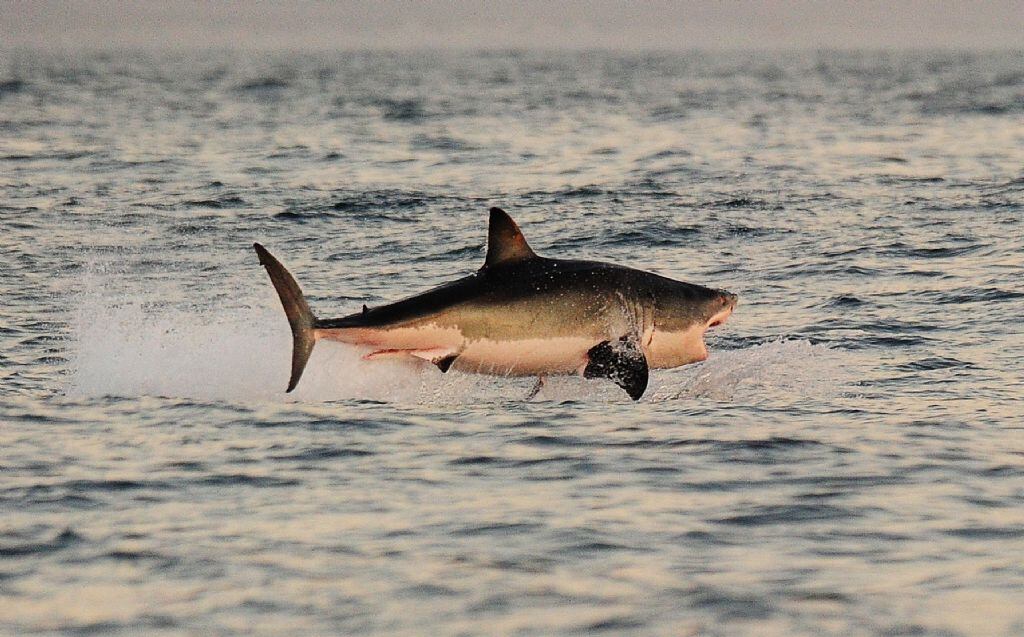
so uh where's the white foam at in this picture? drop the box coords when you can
[648,339,846,402]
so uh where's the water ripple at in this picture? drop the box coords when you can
[3,49,1023,637]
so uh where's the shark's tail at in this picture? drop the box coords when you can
[253,243,316,392]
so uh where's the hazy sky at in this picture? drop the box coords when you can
[3,0,1022,50]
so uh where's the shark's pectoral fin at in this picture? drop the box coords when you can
[584,337,649,401]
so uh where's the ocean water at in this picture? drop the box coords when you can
[1,49,1023,636]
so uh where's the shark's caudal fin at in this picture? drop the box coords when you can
[253,243,316,392]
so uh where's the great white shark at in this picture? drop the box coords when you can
[254,207,737,400]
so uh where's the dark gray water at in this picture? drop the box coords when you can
[2,50,1023,636]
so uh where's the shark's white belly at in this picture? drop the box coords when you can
[317,325,594,376]
[454,336,594,376]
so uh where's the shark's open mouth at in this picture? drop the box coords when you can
[706,304,734,330]
[696,302,735,359]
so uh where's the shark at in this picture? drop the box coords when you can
[254,207,737,400]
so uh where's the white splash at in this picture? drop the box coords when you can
[648,339,846,402]
[65,286,517,403]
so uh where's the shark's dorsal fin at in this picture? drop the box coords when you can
[485,207,536,268]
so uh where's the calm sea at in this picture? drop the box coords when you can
[2,50,1023,636]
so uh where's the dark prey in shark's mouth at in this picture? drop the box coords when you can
[254,207,737,400]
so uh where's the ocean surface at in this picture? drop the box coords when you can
[1,49,1022,636]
